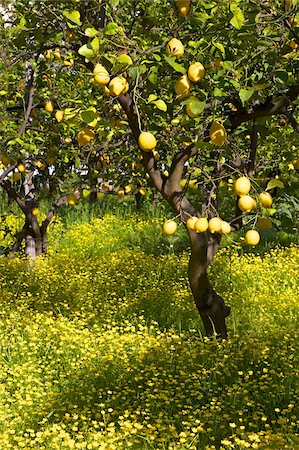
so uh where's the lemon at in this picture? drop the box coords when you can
[55,110,64,122]
[194,218,208,233]
[175,75,192,99]
[234,176,251,196]
[76,127,95,146]
[176,0,191,16]
[109,76,127,96]
[187,62,205,83]
[67,194,77,206]
[186,216,198,231]
[93,63,110,85]
[245,230,260,246]
[258,192,273,208]
[208,217,223,234]
[17,163,26,173]
[238,195,256,212]
[166,38,184,58]
[209,121,227,148]
[138,132,157,152]
[45,100,54,113]
[163,220,177,236]
[32,208,39,216]
[221,221,231,234]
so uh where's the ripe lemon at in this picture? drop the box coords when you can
[186,216,198,230]
[187,62,205,83]
[163,220,177,236]
[166,38,184,58]
[238,195,256,212]
[245,230,260,246]
[257,217,272,231]
[102,183,110,192]
[139,187,147,196]
[138,132,157,152]
[209,121,227,148]
[17,163,26,173]
[45,100,54,113]
[293,159,299,169]
[234,176,251,196]
[67,194,77,206]
[208,217,223,234]
[93,63,110,85]
[55,110,64,122]
[221,221,231,234]
[116,188,125,198]
[176,0,191,16]
[32,208,39,216]
[76,127,95,146]
[258,192,273,208]
[109,76,127,96]
[194,217,208,233]
[175,75,192,99]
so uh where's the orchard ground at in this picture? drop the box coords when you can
[0,206,298,449]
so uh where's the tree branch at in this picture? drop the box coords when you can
[117,93,165,194]
[168,145,198,190]
[285,110,299,133]
[0,180,27,213]
[248,119,258,177]
[41,195,69,233]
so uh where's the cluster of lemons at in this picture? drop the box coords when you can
[163,176,274,247]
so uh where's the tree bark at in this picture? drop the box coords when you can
[188,230,230,339]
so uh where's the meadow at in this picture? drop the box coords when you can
[0,212,298,449]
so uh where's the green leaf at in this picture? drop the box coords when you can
[78,37,99,61]
[104,22,119,35]
[63,10,82,27]
[212,41,225,56]
[274,70,288,84]
[152,99,167,112]
[0,90,7,96]
[239,88,254,103]
[188,100,206,116]
[148,66,158,85]
[116,54,133,67]
[148,94,158,103]
[213,87,227,97]
[230,7,244,29]
[109,0,120,5]
[266,179,285,190]
[164,56,186,74]
[85,27,99,37]
[80,107,97,124]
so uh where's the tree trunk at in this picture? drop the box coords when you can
[188,230,230,339]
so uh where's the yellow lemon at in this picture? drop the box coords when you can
[138,132,157,152]
[55,110,64,122]
[17,163,26,173]
[209,121,227,148]
[194,218,208,233]
[108,76,127,96]
[166,38,185,58]
[32,208,39,216]
[187,62,205,83]
[208,217,223,234]
[176,0,191,16]
[76,127,95,146]
[186,216,198,231]
[45,100,54,113]
[245,230,260,246]
[234,176,251,196]
[259,192,273,208]
[238,195,256,212]
[93,63,110,85]
[221,221,231,234]
[163,220,177,236]
[1,155,10,166]
[175,75,192,99]
[67,194,77,206]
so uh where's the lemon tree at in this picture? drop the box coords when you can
[0,0,298,336]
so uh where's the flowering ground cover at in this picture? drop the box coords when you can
[0,215,298,449]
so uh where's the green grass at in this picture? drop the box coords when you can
[0,213,298,449]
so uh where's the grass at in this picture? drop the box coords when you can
[0,213,298,449]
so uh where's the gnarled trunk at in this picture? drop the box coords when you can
[188,230,230,339]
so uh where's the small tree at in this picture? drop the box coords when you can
[1,0,298,336]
